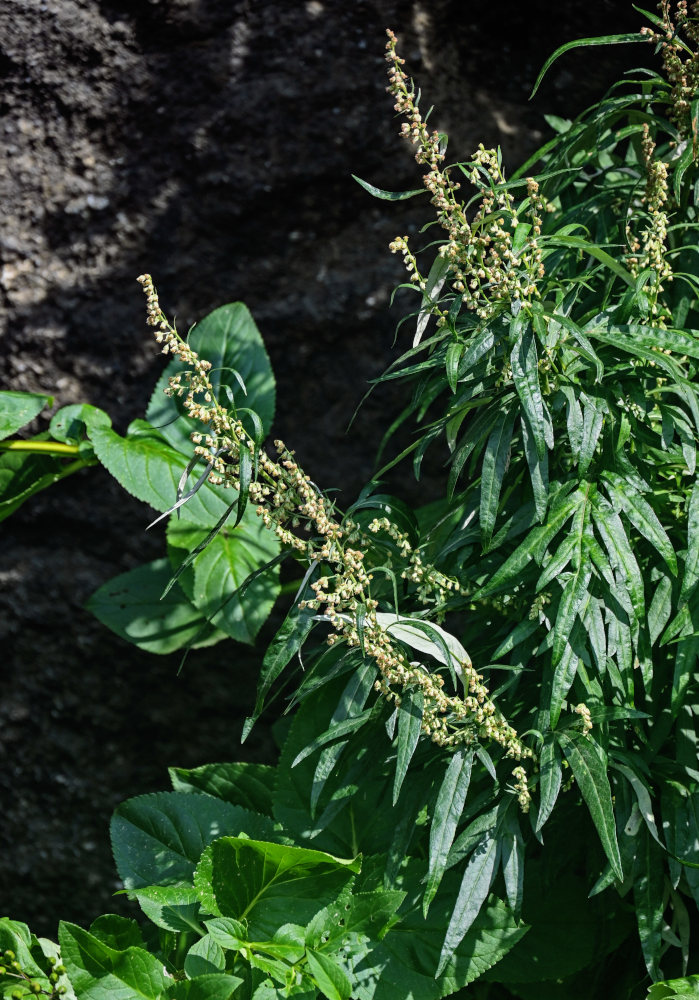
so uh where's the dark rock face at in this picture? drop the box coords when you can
[0,0,639,935]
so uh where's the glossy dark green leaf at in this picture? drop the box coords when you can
[500,811,524,919]
[604,471,677,576]
[424,750,474,915]
[558,731,622,881]
[681,480,699,605]
[446,341,463,393]
[86,559,224,654]
[169,761,275,815]
[592,501,646,625]
[58,922,169,1000]
[521,413,549,521]
[510,321,546,460]
[633,827,665,980]
[535,733,562,834]
[306,950,352,1000]
[437,833,500,975]
[530,32,646,97]
[475,488,582,600]
[480,406,516,549]
[578,395,605,476]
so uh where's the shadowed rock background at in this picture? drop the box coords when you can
[1,0,640,935]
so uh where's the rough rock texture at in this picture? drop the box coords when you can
[0,0,639,935]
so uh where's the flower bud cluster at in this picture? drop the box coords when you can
[385,31,547,323]
[573,702,593,736]
[368,516,461,608]
[625,124,673,322]
[640,0,699,138]
[511,765,531,813]
[139,276,534,773]
[0,949,68,1000]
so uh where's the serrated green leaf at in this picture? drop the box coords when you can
[198,837,359,940]
[393,687,424,804]
[86,559,225,654]
[110,790,275,889]
[167,974,244,1000]
[558,731,622,880]
[0,448,91,523]
[58,921,169,1000]
[169,761,275,815]
[189,512,280,644]
[185,935,225,978]
[424,750,474,916]
[0,390,52,440]
[147,303,276,454]
[90,422,230,526]
[306,950,352,1000]
[128,885,204,934]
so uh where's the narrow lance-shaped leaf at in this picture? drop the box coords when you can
[393,687,424,805]
[521,413,549,522]
[681,479,699,604]
[558,731,623,881]
[603,471,677,576]
[633,827,665,981]
[480,405,516,550]
[535,733,563,834]
[500,810,524,919]
[510,320,546,459]
[578,394,605,477]
[437,832,500,976]
[424,749,474,916]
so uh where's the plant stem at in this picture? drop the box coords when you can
[0,440,82,456]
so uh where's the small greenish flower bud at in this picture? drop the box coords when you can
[11,989,24,1000]
[0,966,6,975]
[49,973,58,984]
[57,988,67,995]
[46,959,56,968]
[11,962,22,972]
[29,981,42,994]
[54,969,66,977]
[4,952,15,961]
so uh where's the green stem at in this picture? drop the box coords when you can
[0,439,82,456]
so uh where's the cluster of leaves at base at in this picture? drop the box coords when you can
[0,927,69,1000]
[0,305,280,651]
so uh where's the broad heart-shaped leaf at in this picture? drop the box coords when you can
[557,732,622,881]
[306,950,352,1000]
[111,790,276,889]
[0,390,52,439]
[147,303,276,455]
[129,885,204,934]
[647,975,699,999]
[349,881,525,1000]
[480,864,633,985]
[86,559,226,654]
[194,837,359,939]
[170,762,276,816]
[58,921,170,1000]
[167,974,245,1000]
[90,421,231,526]
[167,511,280,644]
